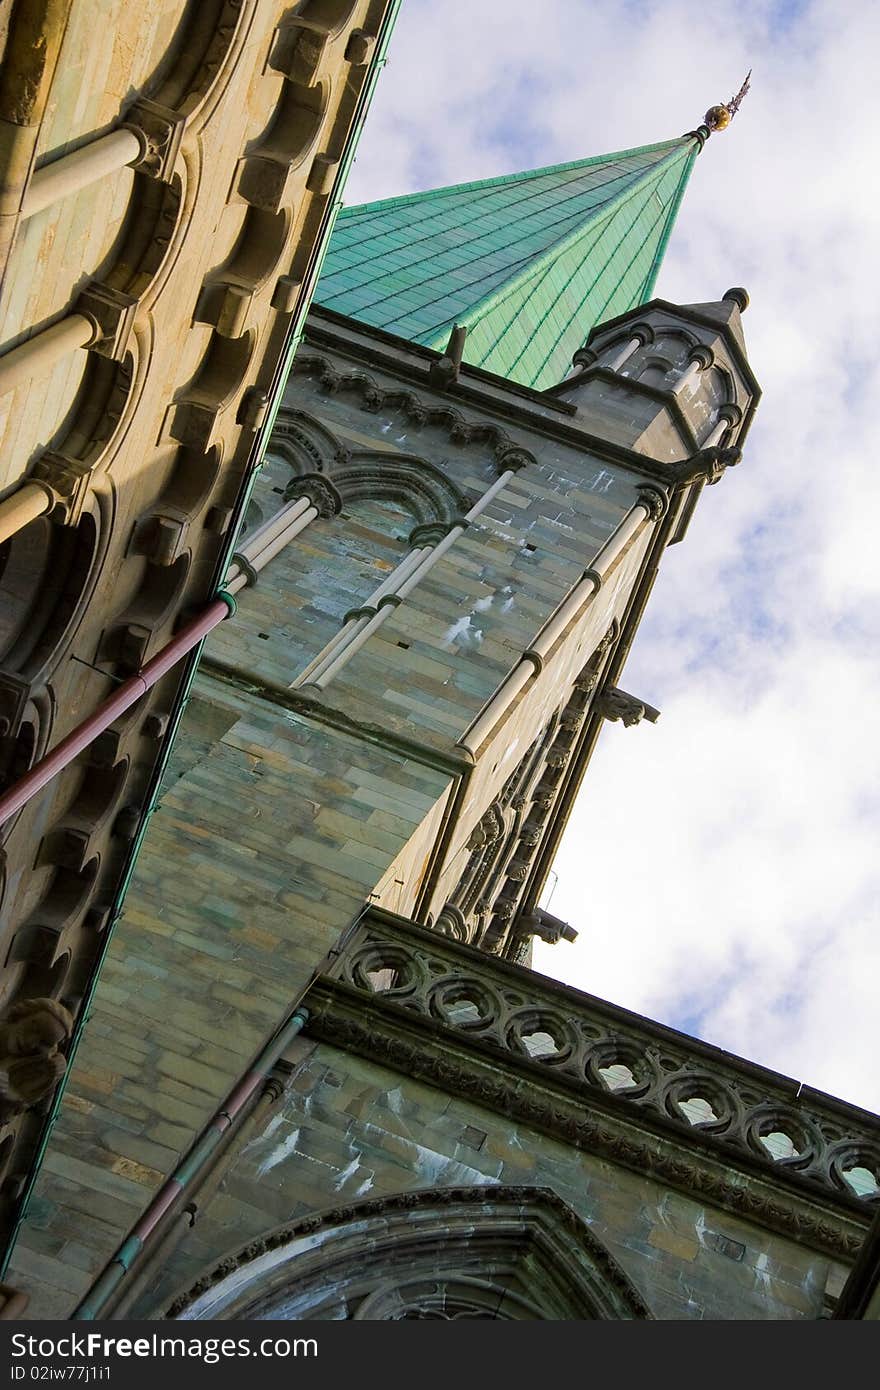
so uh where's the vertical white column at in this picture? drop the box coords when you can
[458,492,662,756]
[21,128,145,221]
[0,314,97,396]
[607,337,642,373]
[299,469,518,692]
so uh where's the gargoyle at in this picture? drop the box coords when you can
[0,997,73,1107]
[596,687,661,727]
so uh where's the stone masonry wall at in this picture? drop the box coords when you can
[133,1039,848,1321]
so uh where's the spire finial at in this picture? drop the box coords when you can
[704,70,751,133]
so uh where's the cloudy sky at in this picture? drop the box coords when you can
[342,0,880,1112]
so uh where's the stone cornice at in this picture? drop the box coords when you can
[297,320,728,491]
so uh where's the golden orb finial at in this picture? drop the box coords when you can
[705,104,732,131]
[704,70,751,133]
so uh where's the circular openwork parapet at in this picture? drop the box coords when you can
[426,976,501,1033]
[506,1008,577,1066]
[584,1039,661,1102]
[661,1075,742,1138]
[826,1142,880,1201]
[743,1105,823,1172]
[347,943,423,1002]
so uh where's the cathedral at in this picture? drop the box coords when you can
[0,6,878,1322]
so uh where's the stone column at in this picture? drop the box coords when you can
[0,481,55,545]
[20,128,145,220]
[0,315,96,396]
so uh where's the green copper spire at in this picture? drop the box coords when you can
[316,135,703,389]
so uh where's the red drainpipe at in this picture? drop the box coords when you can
[0,593,235,827]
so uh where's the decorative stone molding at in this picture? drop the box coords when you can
[0,675,31,741]
[282,473,342,517]
[477,630,618,951]
[408,522,451,548]
[668,444,742,489]
[273,409,471,525]
[466,802,506,851]
[344,30,376,67]
[29,454,90,526]
[270,19,330,86]
[636,485,668,521]
[123,99,185,182]
[303,911,878,1257]
[519,908,578,945]
[292,354,537,470]
[74,286,138,362]
[434,905,468,942]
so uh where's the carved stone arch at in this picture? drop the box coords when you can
[270,411,469,525]
[194,205,293,339]
[167,326,257,453]
[153,0,260,128]
[237,76,331,215]
[33,346,138,489]
[706,361,737,410]
[104,173,185,305]
[0,487,110,693]
[653,328,698,359]
[167,1186,652,1320]
[634,353,678,387]
[693,364,738,447]
[331,454,468,527]
[270,407,349,474]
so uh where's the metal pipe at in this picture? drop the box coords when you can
[0,313,96,396]
[0,595,235,826]
[21,128,144,221]
[112,1076,283,1319]
[0,481,54,545]
[73,1006,310,1321]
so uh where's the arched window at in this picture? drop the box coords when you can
[167,1186,651,1321]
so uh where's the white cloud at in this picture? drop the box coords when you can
[346,1,880,1110]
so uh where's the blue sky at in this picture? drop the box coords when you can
[341,0,880,1112]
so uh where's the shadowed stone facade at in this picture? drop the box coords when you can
[0,0,400,1282]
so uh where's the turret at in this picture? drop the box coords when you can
[551,288,760,464]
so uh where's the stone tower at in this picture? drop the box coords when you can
[7,120,880,1319]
